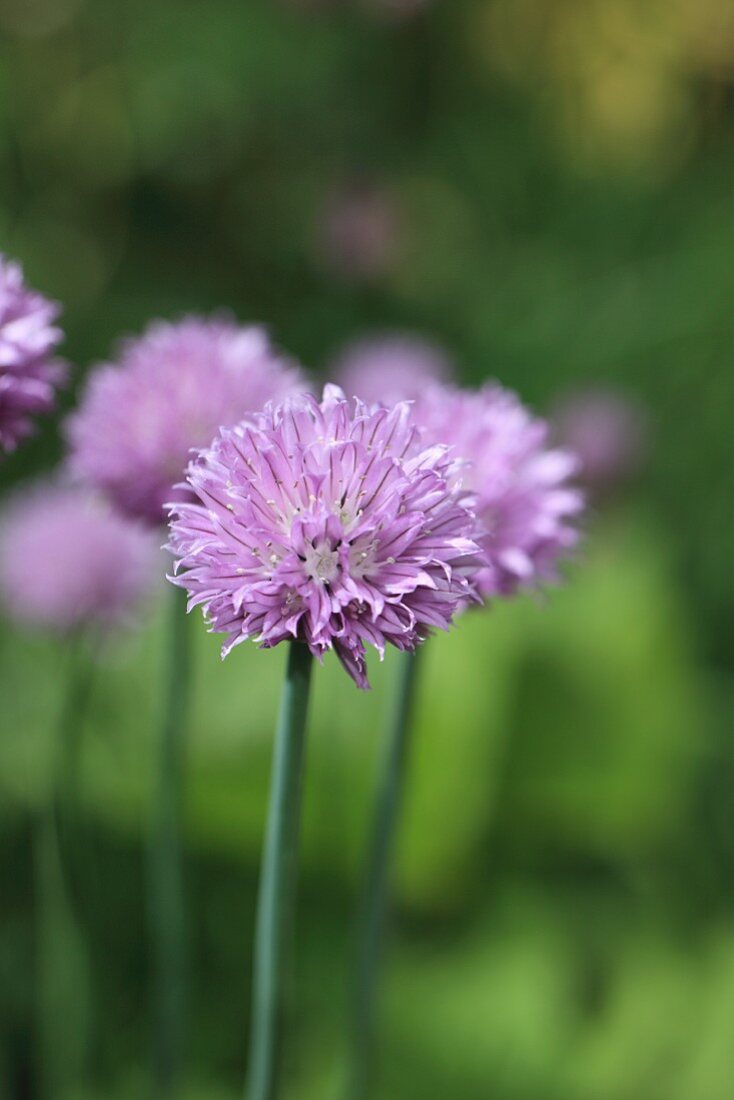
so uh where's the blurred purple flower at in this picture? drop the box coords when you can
[553,388,648,491]
[0,255,67,455]
[167,386,483,688]
[66,316,306,526]
[412,383,584,598]
[333,332,453,406]
[317,183,400,282]
[0,485,158,633]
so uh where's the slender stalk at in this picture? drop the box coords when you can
[149,586,191,1098]
[49,634,97,918]
[56,637,95,830]
[37,635,95,1098]
[345,646,421,1100]
[246,641,314,1100]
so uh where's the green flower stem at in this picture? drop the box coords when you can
[246,641,314,1100]
[345,646,421,1100]
[37,635,95,1098]
[56,636,95,829]
[150,586,191,1098]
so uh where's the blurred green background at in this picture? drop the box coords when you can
[2,1,734,1097]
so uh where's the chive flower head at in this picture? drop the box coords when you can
[67,316,305,525]
[167,386,483,687]
[413,383,584,597]
[0,255,66,455]
[0,485,158,632]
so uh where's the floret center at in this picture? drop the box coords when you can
[304,540,340,585]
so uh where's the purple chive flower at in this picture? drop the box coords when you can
[553,388,648,491]
[0,485,158,633]
[412,383,584,599]
[167,386,483,689]
[66,316,306,527]
[0,255,67,455]
[333,333,453,407]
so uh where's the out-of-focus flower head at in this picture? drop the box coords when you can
[553,387,648,492]
[0,485,158,634]
[66,316,307,527]
[0,255,67,455]
[412,383,584,599]
[316,181,400,282]
[167,386,483,689]
[333,332,453,407]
